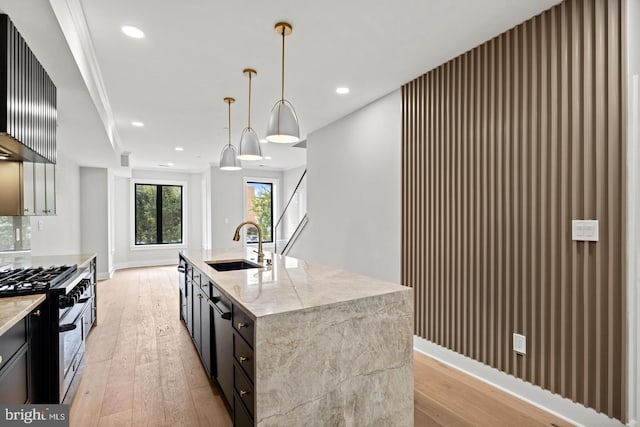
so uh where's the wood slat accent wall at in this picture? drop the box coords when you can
[401,0,626,420]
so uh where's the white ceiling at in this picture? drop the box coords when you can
[0,0,560,172]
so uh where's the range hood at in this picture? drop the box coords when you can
[0,14,57,163]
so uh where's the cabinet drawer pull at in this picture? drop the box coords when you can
[240,390,249,397]
[237,322,247,329]
[239,356,248,363]
[33,309,41,316]
[0,355,2,364]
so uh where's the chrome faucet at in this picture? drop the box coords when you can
[233,221,264,263]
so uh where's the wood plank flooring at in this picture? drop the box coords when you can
[70,266,230,427]
[70,266,573,427]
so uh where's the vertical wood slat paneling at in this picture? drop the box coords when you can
[401,0,626,421]
[1,15,57,163]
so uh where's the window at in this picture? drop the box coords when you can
[245,181,273,244]
[134,183,183,245]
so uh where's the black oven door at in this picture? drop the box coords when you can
[58,302,89,402]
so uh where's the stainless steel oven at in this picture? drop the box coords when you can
[58,293,91,401]
[32,261,97,404]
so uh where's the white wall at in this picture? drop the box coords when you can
[30,152,81,255]
[627,0,640,424]
[289,90,401,284]
[79,167,111,278]
[210,167,284,250]
[282,165,306,202]
[112,169,203,270]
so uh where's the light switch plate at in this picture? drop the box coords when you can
[572,220,599,242]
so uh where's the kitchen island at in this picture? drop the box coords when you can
[180,249,413,426]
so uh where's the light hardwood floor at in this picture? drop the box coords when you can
[70,266,573,427]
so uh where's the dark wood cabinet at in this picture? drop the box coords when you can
[186,276,193,337]
[233,390,254,427]
[0,345,28,403]
[196,285,212,377]
[0,303,44,404]
[182,259,213,379]
[212,292,233,405]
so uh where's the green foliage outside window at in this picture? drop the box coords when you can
[135,184,182,245]
[247,182,273,243]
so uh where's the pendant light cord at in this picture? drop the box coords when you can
[248,72,252,129]
[281,28,285,103]
[227,100,232,147]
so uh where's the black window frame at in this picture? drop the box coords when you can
[245,181,274,244]
[134,183,184,246]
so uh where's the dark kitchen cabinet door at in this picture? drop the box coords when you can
[213,297,233,405]
[0,345,29,404]
[193,288,202,347]
[186,278,193,336]
[200,298,212,377]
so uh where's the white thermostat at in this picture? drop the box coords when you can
[571,220,599,242]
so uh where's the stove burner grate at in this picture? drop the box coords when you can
[0,265,78,298]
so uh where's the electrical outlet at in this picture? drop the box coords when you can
[513,333,526,355]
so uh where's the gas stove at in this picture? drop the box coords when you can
[0,265,78,297]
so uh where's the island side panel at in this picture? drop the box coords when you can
[254,288,414,427]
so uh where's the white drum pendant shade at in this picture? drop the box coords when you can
[265,22,301,144]
[219,96,242,171]
[237,68,263,161]
[220,144,241,170]
[238,128,262,160]
[266,100,300,143]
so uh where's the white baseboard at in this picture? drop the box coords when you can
[414,337,627,427]
[112,259,178,271]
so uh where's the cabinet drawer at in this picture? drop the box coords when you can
[233,332,254,382]
[0,344,28,404]
[0,318,27,371]
[233,390,254,427]
[232,307,254,347]
[233,362,254,417]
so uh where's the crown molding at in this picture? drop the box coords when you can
[49,0,122,156]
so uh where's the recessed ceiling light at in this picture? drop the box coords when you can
[336,87,350,95]
[175,147,184,151]
[167,162,174,166]
[264,156,272,160]
[131,121,144,127]
[122,25,145,39]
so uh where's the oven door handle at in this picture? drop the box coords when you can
[59,302,91,333]
[59,323,77,333]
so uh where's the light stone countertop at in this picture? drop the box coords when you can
[0,294,45,335]
[0,253,96,270]
[0,253,96,335]
[181,249,411,319]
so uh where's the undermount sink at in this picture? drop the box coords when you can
[207,259,262,272]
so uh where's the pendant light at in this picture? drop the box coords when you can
[219,97,242,171]
[265,22,300,143]
[237,68,263,160]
